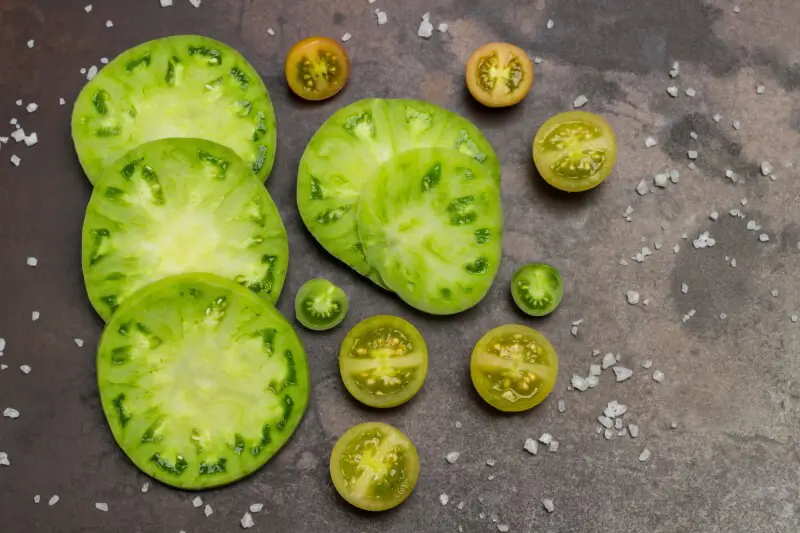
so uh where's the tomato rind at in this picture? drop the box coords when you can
[339,316,428,408]
[532,111,618,192]
[466,42,534,108]
[330,422,419,511]
[470,324,558,412]
[285,36,350,101]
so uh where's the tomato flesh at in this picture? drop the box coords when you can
[511,263,563,317]
[330,422,419,511]
[466,42,533,107]
[294,278,348,331]
[339,316,428,408]
[285,37,349,101]
[533,111,617,192]
[470,325,558,412]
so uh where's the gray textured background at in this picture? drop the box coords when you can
[1,0,799,532]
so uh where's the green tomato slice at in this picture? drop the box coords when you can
[294,278,348,331]
[97,273,310,489]
[339,316,428,408]
[72,35,277,184]
[82,138,288,321]
[357,147,503,315]
[330,422,419,511]
[511,263,564,317]
[470,325,558,412]
[296,98,500,288]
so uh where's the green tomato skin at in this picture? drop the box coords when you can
[294,278,349,331]
[97,273,310,489]
[72,35,277,184]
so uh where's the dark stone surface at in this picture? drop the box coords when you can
[1,0,799,532]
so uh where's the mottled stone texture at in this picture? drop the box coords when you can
[0,0,798,532]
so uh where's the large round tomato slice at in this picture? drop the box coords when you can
[533,111,618,192]
[285,37,349,101]
[466,42,534,108]
[470,325,558,412]
[339,316,428,408]
[330,422,419,511]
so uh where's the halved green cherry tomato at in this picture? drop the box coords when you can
[511,263,564,317]
[466,42,534,108]
[330,422,419,511]
[294,278,348,331]
[72,35,277,184]
[470,325,558,412]
[285,37,350,101]
[533,111,618,192]
[97,273,310,489]
[339,316,428,408]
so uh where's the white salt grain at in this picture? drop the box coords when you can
[570,374,588,391]
[49,495,59,506]
[613,366,633,382]
[439,493,450,506]
[573,95,588,108]
[20,365,31,374]
[341,32,352,42]
[652,370,665,383]
[26,103,38,113]
[687,150,698,160]
[241,512,255,529]
[105,20,114,28]
[760,162,773,176]
[87,66,98,80]
[249,503,264,513]
[667,86,678,97]
[84,4,93,12]
[10,155,21,167]
[546,19,554,29]
[95,502,108,512]
[375,9,388,25]
[159,0,173,6]
[31,311,40,321]
[626,291,640,305]
[639,448,651,462]
[523,438,538,455]
[629,424,639,438]
[3,408,20,419]
[644,136,657,148]
[26,257,38,267]
[685,87,696,97]
[539,433,553,445]
[34,495,40,503]
[542,499,555,513]
[417,13,433,38]
[602,352,616,369]
[759,234,770,242]
[557,399,566,413]
[189,0,202,6]
[437,23,449,33]
[267,28,275,36]
[192,496,203,508]
[74,338,84,347]
[141,482,149,493]
[204,504,213,517]
[445,451,460,464]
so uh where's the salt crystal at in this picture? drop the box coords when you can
[48,495,59,505]
[542,498,555,513]
[204,504,213,517]
[602,352,616,369]
[241,512,255,529]
[523,438,538,455]
[546,19,554,29]
[687,150,698,160]
[26,257,38,267]
[652,370,665,383]
[417,13,433,38]
[341,32,352,42]
[629,424,639,438]
[250,503,264,513]
[693,231,715,249]
[571,375,588,391]
[20,365,31,374]
[445,451,460,464]
[95,502,108,512]
[759,233,770,242]
[636,179,650,196]
[639,448,651,462]
[375,9,388,25]
[667,86,679,97]
[760,162,773,176]
[539,433,553,445]
[654,173,669,188]
[644,136,657,148]
[573,95,588,108]
[437,23,449,33]
[439,493,449,506]
[685,87,696,97]
[613,366,633,382]
[192,496,203,508]
[74,338,84,347]
[626,291,640,305]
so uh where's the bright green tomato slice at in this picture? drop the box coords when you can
[511,263,564,317]
[470,325,558,412]
[294,278,348,331]
[296,98,500,288]
[330,422,419,511]
[339,316,428,408]
[72,35,277,184]
[532,111,617,192]
[357,147,503,315]
[82,138,288,321]
[97,273,310,489]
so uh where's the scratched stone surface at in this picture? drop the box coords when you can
[0,0,799,532]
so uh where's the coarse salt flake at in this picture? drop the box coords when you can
[418,13,434,38]
[95,502,108,512]
[241,512,255,529]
